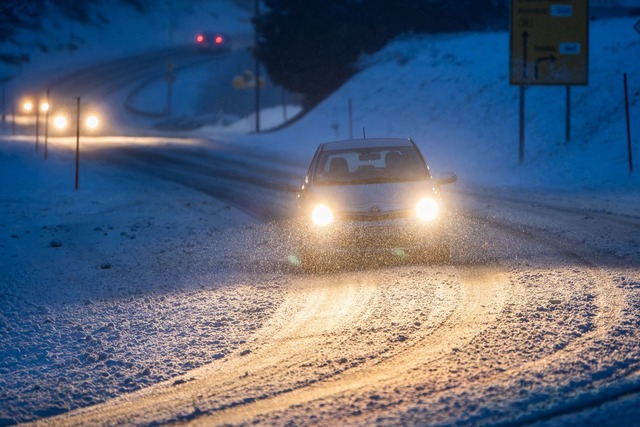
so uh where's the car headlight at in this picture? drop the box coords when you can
[85,115,100,129]
[416,197,439,221]
[312,204,334,226]
[53,114,68,130]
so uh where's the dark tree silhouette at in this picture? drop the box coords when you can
[254,0,508,105]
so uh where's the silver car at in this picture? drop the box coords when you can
[296,138,457,267]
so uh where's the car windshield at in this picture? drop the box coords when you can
[314,146,429,186]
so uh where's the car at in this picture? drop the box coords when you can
[195,32,230,52]
[47,100,105,135]
[295,137,457,268]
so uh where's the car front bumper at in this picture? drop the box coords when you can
[297,216,449,256]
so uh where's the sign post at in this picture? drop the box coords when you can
[510,0,589,160]
[519,86,525,164]
[566,85,571,143]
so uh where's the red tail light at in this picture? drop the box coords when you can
[215,35,223,44]
[196,34,204,43]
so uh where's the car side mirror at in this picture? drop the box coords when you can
[294,178,308,196]
[436,171,457,186]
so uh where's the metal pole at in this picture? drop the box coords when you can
[2,85,5,125]
[519,85,525,164]
[75,97,80,190]
[44,88,50,159]
[348,98,353,139]
[282,87,287,122]
[254,0,260,133]
[624,73,634,173]
[167,80,173,116]
[166,62,174,116]
[35,98,40,152]
[565,85,571,143]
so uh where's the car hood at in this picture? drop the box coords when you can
[309,180,435,214]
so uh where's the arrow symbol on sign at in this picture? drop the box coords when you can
[534,55,556,80]
[522,32,529,79]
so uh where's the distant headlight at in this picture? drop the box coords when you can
[312,204,334,226]
[85,115,99,129]
[416,197,439,221]
[53,114,68,130]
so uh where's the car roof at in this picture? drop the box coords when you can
[319,138,416,151]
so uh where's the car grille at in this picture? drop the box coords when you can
[340,209,411,222]
[337,218,428,248]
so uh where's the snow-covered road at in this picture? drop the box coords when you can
[83,142,301,220]
[2,11,640,425]
[2,138,639,426]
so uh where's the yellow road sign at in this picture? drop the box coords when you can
[233,71,266,89]
[510,0,589,85]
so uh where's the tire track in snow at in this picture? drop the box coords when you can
[483,267,629,426]
[32,265,507,426]
[363,210,632,427]
[204,213,630,427]
[183,266,508,426]
[30,271,384,426]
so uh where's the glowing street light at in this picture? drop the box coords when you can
[23,101,33,112]
[40,101,50,112]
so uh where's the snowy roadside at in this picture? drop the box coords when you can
[453,183,640,220]
[0,138,289,425]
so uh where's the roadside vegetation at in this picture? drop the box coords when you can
[254,0,509,105]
